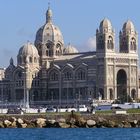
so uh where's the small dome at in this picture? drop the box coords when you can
[123,20,135,32]
[99,18,112,32]
[63,44,79,54]
[18,42,39,57]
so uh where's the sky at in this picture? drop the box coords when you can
[0,0,140,67]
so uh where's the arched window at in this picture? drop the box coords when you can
[45,43,53,57]
[56,50,60,56]
[63,70,73,80]
[56,44,61,49]
[99,88,104,99]
[76,69,86,80]
[29,57,32,63]
[49,70,59,81]
[56,50,58,56]
[34,57,37,63]
[48,50,53,56]
[107,36,113,50]
[56,44,62,56]
[46,43,51,49]
[130,38,136,51]
[98,36,104,50]
[18,71,22,79]
[46,50,49,56]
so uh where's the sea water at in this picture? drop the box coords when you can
[0,128,140,140]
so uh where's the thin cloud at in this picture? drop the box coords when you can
[77,36,96,52]
[17,28,34,39]
[86,36,96,51]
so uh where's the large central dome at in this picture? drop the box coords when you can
[35,7,64,46]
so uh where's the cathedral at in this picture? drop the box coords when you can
[0,6,139,107]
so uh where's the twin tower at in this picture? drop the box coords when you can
[96,19,138,101]
[96,18,138,54]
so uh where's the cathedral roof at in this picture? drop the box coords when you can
[63,44,79,54]
[18,42,39,57]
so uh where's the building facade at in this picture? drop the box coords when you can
[0,7,139,106]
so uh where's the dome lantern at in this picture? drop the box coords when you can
[46,4,53,23]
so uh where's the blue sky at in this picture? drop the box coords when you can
[0,0,140,67]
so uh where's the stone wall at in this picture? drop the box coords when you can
[0,113,140,128]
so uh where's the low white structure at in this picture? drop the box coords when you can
[115,110,127,115]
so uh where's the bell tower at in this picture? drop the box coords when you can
[96,18,115,55]
[119,20,138,53]
[96,18,115,100]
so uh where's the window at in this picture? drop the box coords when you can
[46,43,51,49]
[76,69,86,80]
[98,35,104,50]
[56,44,61,49]
[56,50,60,56]
[29,57,32,63]
[49,71,59,81]
[63,70,73,80]
[130,38,136,51]
[46,50,49,56]
[18,71,22,78]
[48,50,53,56]
[107,36,113,50]
[34,57,37,63]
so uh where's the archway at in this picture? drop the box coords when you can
[98,88,104,100]
[117,69,127,102]
[131,89,136,100]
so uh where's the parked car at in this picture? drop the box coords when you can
[46,107,56,112]
[111,106,122,110]
[78,105,87,112]
[7,108,22,114]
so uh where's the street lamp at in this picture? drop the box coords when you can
[23,71,29,111]
[66,81,69,107]
[32,94,34,106]
[78,89,81,105]
[5,100,7,110]
[51,91,53,106]
[1,82,3,113]
[23,71,26,109]
[76,92,78,111]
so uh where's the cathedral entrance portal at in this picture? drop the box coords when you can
[117,69,127,102]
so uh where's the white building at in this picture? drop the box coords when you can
[0,7,139,106]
